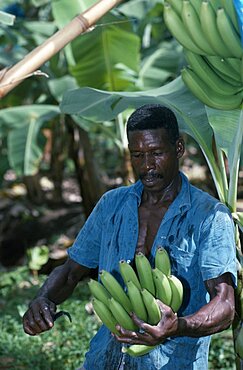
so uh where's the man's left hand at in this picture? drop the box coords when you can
[114,300,178,346]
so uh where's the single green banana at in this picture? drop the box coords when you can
[199,1,232,57]
[141,289,162,325]
[99,270,132,313]
[119,260,141,290]
[216,8,243,59]
[184,49,242,95]
[109,297,137,331]
[205,55,241,82]
[189,0,203,17]
[122,344,156,357]
[241,56,243,83]
[155,247,171,276]
[88,279,111,307]
[165,0,182,15]
[167,275,184,313]
[181,67,243,110]
[211,69,242,87]
[92,298,119,335]
[135,252,155,296]
[182,0,216,55]
[127,280,148,322]
[226,57,241,75]
[152,268,172,306]
[221,0,240,33]
[209,0,222,13]
[235,324,243,359]
[163,4,206,55]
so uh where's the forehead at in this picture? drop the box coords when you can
[128,128,171,149]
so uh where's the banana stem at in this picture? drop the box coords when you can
[200,146,225,202]
[227,108,243,212]
[181,113,225,202]
[216,147,228,201]
[116,113,127,150]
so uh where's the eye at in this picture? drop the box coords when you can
[131,152,142,158]
[152,151,163,156]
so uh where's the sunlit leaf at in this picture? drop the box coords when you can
[0,10,15,26]
[69,24,140,91]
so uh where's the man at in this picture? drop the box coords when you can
[23,104,237,370]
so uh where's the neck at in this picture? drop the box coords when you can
[142,173,181,206]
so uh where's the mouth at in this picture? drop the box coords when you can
[140,172,163,184]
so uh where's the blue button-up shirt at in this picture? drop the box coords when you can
[68,172,237,370]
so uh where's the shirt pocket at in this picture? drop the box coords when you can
[169,243,199,291]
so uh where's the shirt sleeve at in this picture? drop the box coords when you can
[67,194,107,268]
[199,203,237,287]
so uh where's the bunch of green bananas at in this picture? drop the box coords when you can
[88,248,183,357]
[163,0,243,110]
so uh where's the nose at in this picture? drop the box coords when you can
[142,153,155,171]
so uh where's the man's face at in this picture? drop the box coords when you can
[128,128,184,193]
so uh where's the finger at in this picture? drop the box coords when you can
[23,319,37,336]
[156,300,174,315]
[40,306,55,328]
[129,313,154,334]
[32,308,53,332]
[23,311,46,335]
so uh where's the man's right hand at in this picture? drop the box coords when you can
[23,297,56,336]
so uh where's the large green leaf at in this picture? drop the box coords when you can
[138,40,183,89]
[23,21,56,45]
[51,0,96,28]
[51,0,97,65]
[205,108,242,166]
[0,105,60,176]
[69,24,140,91]
[118,0,163,20]
[60,77,225,200]
[206,107,243,211]
[48,75,78,103]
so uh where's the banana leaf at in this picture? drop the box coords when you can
[205,108,243,211]
[51,0,98,66]
[69,24,140,91]
[0,105,60,176]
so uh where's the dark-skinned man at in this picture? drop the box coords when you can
[23,104,237,370]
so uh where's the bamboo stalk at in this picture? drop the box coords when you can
[0,0,123,98]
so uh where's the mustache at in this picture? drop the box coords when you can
[140,171,163,180]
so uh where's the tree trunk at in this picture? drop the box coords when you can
[23,173,44,204]
[67,117,105,217]
[50,115,67,203]
[122,147,135,186]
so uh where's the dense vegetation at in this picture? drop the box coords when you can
[0,1,242,369]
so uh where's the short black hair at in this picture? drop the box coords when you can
[126,104,179,144]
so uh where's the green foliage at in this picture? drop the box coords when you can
[0,268,99,369]
[0,10,16,26]
[209,331,236,370]
[0,105,60,176]
[27,245,49,271]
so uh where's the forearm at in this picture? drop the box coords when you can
[35,259,90,305]
[36,266,73,305]
[176,295,235,338]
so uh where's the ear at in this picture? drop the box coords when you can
[176,137,185,159]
